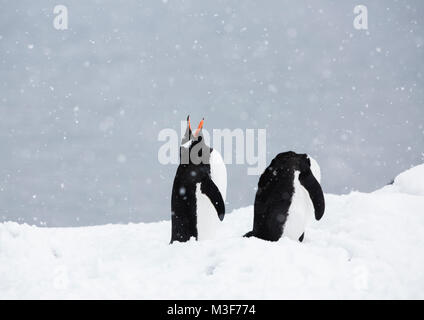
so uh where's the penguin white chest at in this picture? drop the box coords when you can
[195,184,221,240]
[194,149,227,241]
[283,171,314,240]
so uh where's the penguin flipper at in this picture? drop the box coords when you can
[299,170,325,220]
[200,178,225,221]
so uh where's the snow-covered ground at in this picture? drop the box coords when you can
[1,165,424,299]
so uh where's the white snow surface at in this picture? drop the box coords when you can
[1,165,424,299]
[388,164,424,196]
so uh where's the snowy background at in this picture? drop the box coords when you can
[0,0,423,226]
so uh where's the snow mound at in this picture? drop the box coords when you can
[1,166,424,299]
[389,164,424,196]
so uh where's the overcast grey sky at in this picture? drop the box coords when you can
[0,0,423,226]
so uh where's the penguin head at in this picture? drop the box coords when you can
[275,152,321,182]
[180,116,210,165]
[299,154,321,183]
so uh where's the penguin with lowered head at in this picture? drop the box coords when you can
[245,151,325,242]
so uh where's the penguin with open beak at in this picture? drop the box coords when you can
[171,116,227,243]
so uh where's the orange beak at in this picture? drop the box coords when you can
[194,118,204,137]
[187,115,191,131]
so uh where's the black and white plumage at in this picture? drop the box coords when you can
[245,151,325,242]
[170,117,227,243]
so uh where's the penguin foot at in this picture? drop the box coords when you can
[244,231,255,238]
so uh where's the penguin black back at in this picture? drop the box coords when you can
[245,151,325,241]
[171,162,210,242]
